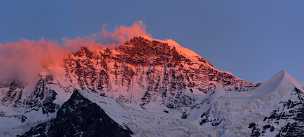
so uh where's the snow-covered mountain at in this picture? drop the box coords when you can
[0,37,302,137]
[192,70,304,137]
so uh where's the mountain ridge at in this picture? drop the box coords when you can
[3,37,301,137]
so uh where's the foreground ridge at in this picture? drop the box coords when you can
[19,90,133,137]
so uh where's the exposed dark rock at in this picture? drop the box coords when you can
[198,106,223,127]
[24,77,59,114]
[20,90,133,137]
[249,87,304,137]
[41,90,58,114]
[1,80,23,106]
[181,111,188,119]
[248,122,261,137]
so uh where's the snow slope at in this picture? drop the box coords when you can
[0,69,303,137]
[191,70,304,137]
[59,71,304,137]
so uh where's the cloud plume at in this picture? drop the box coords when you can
[0,21,151,85]
[101,21,152,43]
[0,40,67,85]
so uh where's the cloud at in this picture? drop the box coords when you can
[0,40,67,85]
[101,21,152,43]
[0,21,152,85]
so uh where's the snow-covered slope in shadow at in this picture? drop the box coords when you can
[78,90,208,137]
[19,90,133,137]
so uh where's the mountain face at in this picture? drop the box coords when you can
[19,90,133,137]
[249,87,304,137]
[63,37,255,108]
[1,80,23,107]
[24,75,59,114]
[191,71,304,137]
[247,72,304,137]
[1,37,302,137]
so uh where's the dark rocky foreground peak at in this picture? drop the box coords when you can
[19,90,133,137]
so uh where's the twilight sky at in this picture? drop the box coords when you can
[0,0,303,82]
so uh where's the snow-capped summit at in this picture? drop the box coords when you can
[261,70,301,88]
[188,70,304,137]
[156,39,206,63]
[251,70,303,98]
[245,71,304,137]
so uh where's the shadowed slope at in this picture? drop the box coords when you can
[19,90,133,137]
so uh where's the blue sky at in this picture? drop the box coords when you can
[0,0,304,82]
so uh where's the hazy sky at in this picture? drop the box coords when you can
[0,0,304,82]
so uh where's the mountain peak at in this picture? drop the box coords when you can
[252,70,303,97]
[63,37,255,102]
[271,70,300,88]
[127,37,201,59]
[20,89,133,137]
[276,70,289,78]
[158,39,202,61]
[119,36,214,67]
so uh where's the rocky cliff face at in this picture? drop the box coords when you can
[0,37,254,109]
[249,87,304,137]
[1,80,23,107]
[23,74,59,114]
[0,73,61,127]
[63,36,255,108]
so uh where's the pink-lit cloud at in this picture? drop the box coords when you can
[0,21,152,85]
[101,21,152,43]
